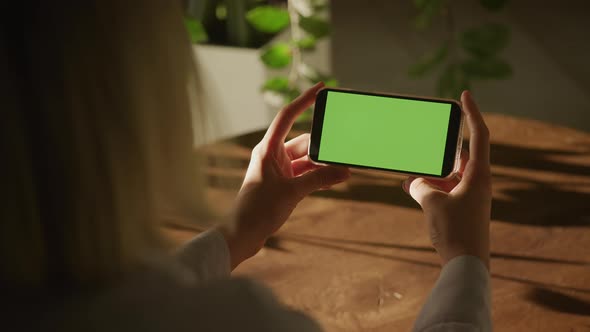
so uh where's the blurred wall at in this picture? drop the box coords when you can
[331,0,590,132]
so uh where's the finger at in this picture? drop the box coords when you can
[461,91,490,165]
[458,148,468,175]
[285,133,311,160]
[403,172,460,194]
[403,177,447,208]
[421,177,461,193]
[264,82,324,150]
[435,148,469,193]
[291,156,322,176]
[291,165,350,196]
[428,148,469,192]
[402,176,416,194]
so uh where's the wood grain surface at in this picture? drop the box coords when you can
[165,113,590,331]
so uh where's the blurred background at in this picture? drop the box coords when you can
[185,0,590,143]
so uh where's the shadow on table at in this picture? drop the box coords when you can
[207,134,590,226]
[491,183,590,226]
[275,233,590,266]
[527,288,590,316]
[491,142,590,177]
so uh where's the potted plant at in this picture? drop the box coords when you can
[185,0,335,143]
[408,0,513,98]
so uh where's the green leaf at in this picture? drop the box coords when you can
[184,17,208,43]
[461,57,512,79]
[216,4,228,20]
[262,76,290,93]
[306,76,338,87]
[408,44,448,78]
[299,16,330,39]
[413,0,443,29]
[461,23,510,57]
[246,6,290,33]
[437,64,470,99]
[296,36,317,50]
[260,43,292,68]
[480,0,508,11]
[324,78,338,87]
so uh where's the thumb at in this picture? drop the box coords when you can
[291,166,350,197]
[403,177,446,208]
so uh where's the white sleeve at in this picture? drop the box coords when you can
[412,256,492,332]
[174,229,231,284]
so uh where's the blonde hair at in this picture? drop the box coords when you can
[1,1,210,288]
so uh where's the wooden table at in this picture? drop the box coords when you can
[165,114,590,331]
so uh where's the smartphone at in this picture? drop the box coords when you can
[309,88,464,179]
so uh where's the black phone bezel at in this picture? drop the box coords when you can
[309,88,462,178]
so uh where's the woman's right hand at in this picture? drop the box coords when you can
[402,91,492,269]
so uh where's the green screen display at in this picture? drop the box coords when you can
[318,91,452,175]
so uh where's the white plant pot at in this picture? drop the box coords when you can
[192,37,331,145]
[192,45,273,144]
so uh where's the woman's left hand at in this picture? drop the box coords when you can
[219,82,350,269]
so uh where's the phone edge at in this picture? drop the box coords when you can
[308,87,464,180]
